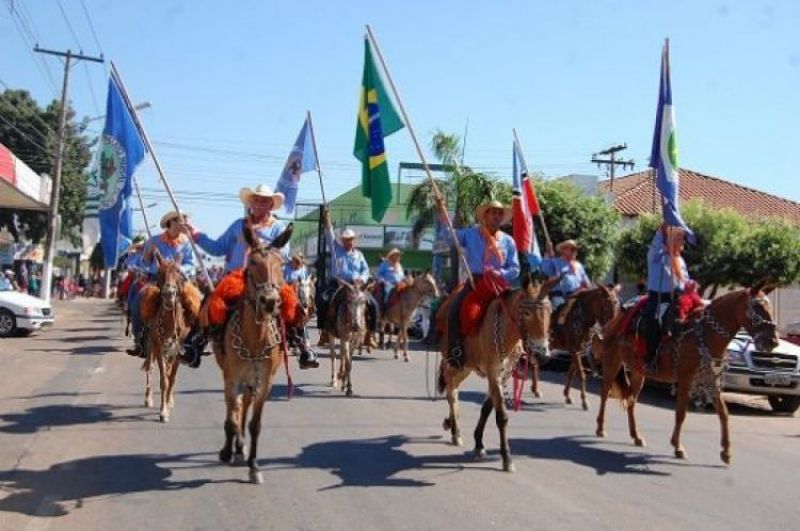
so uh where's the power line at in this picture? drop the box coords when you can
[3,0,59,95]
[56,0,85,51]
[79,0,105,56]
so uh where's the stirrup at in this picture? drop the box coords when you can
[447,344,465,368]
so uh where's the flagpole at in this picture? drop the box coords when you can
[110,61,213,289]
[512,128,552,250]
[133,177,152,239]
[365,25,473,288]
[306,110,337,278]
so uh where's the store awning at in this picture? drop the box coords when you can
[0,142,51,211]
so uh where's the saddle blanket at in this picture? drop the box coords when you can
[208,269,299,327]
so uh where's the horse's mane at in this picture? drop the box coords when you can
[139,284,161,322]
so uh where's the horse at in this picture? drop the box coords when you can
[549,285,620,410]
[594,282,779,464]
[138,252,201,422]
[325,281,368,396]
[216,221,292,484]
[287,275,315,356]
[435,273,558,472]
[378,272,440,362]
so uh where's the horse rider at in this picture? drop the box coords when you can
[376,247,405,313]
[126,211,195,360]
[0,269,17,291]
[118,235,146,304]
[318,208,379,348]
[542,239,590,325]
[283,252,320,369]
[642,224,690,364]
[185,184,317,369]
[434,198,520,368]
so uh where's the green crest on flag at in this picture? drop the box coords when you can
[668,129,678,168]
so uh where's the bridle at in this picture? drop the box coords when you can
[244,246,281,324]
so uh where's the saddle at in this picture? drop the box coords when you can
[205,269,300,329]
[385,281,409,308]
[459,276,509,336]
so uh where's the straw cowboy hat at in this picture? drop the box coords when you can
[386,248,402,259]
[556,239,579,253]
[290,252,305,264]
[239,184,284,210]
[160,211,188,228]
[340,228,358,240]
[475,200,512,224]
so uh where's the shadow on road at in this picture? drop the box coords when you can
[0,404,145,434]
[263,434,496,490]
[25,345,122,356]
[0,453,214,517]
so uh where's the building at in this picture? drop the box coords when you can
[599,168,800,331]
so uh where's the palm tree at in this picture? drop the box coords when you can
[406,130,511,244]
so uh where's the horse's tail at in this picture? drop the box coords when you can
[608,366,632,408]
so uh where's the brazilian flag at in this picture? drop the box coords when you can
[354,38,404,222]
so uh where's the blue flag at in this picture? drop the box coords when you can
[649,40,694,243]
[276,118,317,216]
[97,73,146,268]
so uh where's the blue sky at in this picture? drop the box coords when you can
[2,0,799,237]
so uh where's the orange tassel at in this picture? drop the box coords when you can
[139,285,161,322]
[208,269,246,325]
[280,283,299,326]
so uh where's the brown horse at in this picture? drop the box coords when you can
[216,221,292,484]
[551,285,620,410]
[139,252,201,422]
[595,282,779,464]
[326,281,368,396]
[436,273,558,472]
[378,272,440,362]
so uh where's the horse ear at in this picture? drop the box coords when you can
[540,275,561,298]
[521,271,539,292]
[750,278,767,295]
[764,283,777,295]
[270,223,294,250]
[242,218,258,249]
[597,283,609,294]
[154,249,164,268]
[174,253,183,267]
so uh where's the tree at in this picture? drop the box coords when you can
[0,89,93,245]
[738,220,800,288]
[535,179,620,279]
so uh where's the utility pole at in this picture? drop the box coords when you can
[34,46,104,303]
[591,143,635,194]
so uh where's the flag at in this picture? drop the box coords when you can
[512,138,542,259]
[276,118,317,216]
[97,73,146,268]
[354,37,404,222]
[650,40,694,242]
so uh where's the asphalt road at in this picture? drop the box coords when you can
[1,299,798,531]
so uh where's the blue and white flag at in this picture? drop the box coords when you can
[276,118,317,216]
[97,73,146,268]
[649,39,694,242]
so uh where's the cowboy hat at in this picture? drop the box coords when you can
[475,200,512,224]
[160,211,188,229]
[340,228,358,240]
[556,239,579,252]
[239,184,285,211]
[386,248,402,258]
[290,252,305,263]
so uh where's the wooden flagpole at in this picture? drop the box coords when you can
[365,25,474,288]
[132,177,152,239]
[305,110,337,278]
[110,61,213,289]
[512,128,552,250]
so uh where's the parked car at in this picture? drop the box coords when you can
[0,285,55,337]
[724,332,800,414]
[784,322,800,347]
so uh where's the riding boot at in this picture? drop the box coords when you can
[179,328,207,369]
[296,327,320,369]
[643,316,661,369]
[446,287,471,368]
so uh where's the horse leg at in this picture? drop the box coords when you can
[473,397,494,459]
[344,340,353,397]
[563,353,576,405]
[712,390,732,464]
[166,359,179,412]
[144,358,153,408]
[219,383,240,464]
[234,390,252,466]
[575,350,589,411]
[529,354,542,398]
[490,376,514,472]
[443,367,470,446]
[329,336,338,389]
[158,356,170,423]
[626,371,647,447]
[670,380,691,459]
[247,381,274,484]
[595,354,620,438]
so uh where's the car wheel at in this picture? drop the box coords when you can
[0,308,17,338]
[767,395,800,415]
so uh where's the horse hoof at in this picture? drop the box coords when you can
[404,356,410,363]
[565,396,573,405]
[233,453,246,466]
[674,449,687,460]
[159,414,168,423]
[451,436,463,447]
[442,418,452,431]
[533,391,542,399]
[249,470,264,484]
[219,449,232,463]
[720,452,732,465]
[474,448,486,460]
[394,352,399,359]
[596,429,606,438]
[503,461,516,473]
[634,438,646,448]
[345,389,353,397]
[581,401,589,411]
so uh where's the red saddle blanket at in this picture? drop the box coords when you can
[460,276,509,336]
[208,269,298,327]
[386,282,409,307]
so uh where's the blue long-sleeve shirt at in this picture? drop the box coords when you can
[647,230,689,292]
[284,264,309,283]
[142,234,195,276]
[195,217,289,272]
[377,261,405,286]
[324,224,370,283]
[541,257,590,295]
[455,225,520,283]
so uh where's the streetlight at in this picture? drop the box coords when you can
[82,101,152,126]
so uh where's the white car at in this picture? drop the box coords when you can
[0,286,55,337]
[725,332,800,414]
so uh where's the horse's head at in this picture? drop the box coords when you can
[154,250,184,308]
[415,271,440,299]
[518,272,558,358]
[593,283,621,326]
[296,275,316,315]
[243,219,293,320]
[739,280,779,352]
[339,281,368,331]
